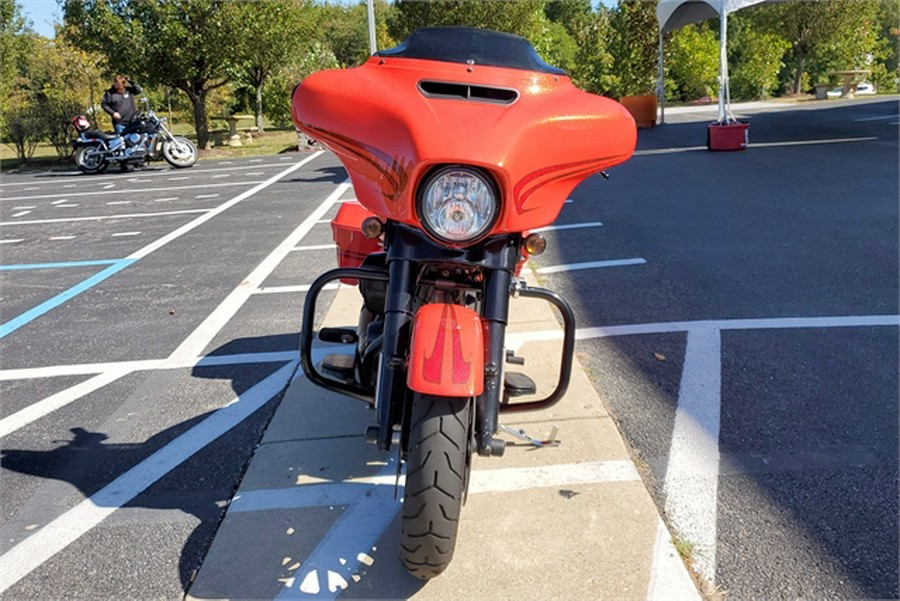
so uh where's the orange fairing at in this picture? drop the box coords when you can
[408,303,484,397]
[292,32,636,235]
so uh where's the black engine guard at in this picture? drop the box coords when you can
[299,266,577,444]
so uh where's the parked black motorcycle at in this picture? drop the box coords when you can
[71,101,198,174]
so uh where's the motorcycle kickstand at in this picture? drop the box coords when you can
[497,424,560,447]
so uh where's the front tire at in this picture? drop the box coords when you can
[400,394,472,580]
[74,146,107,174]
[161,136,198,168]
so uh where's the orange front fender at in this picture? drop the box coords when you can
[407,303,484,397]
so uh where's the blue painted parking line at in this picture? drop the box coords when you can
[0,259,123,271]
[0,259,137,339]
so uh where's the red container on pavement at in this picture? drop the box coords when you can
[707,121,749,151]
[331,201,382,284]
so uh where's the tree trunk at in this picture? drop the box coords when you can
[792,53,805,95]
[184,87,211,150]
[255,83,265,134]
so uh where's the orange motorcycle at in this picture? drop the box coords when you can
[293,27,636,579]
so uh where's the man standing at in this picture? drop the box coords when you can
[101,75,143,134]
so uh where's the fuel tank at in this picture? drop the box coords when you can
[292,27,637,234]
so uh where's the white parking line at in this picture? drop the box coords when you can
[0,208,210,226]
[195,194,220,199]
[663,327,721,582]
[111,232,142,237]
[51,199,69,205]
[854,114,897,122]
[11,211,31,217]
[12,206,36,210]
[0,369,133,439]
[253,283,340,295]
[154,197,179,202]
[292,244,337,251]
[0,162,303,189]
[533,221,603,232]
[0,351,297,381]
[536,258,646,273]
[55,204,80,208]
[0,239,24,244]
[633,136,879,156]
[4,180,267,202]
[107,200,133,205]
[49,236,76,241]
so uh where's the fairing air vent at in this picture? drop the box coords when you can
[418,80,519,105]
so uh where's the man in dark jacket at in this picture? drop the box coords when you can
[101,75,143,134]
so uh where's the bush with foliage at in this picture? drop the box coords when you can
[665,23,719,102]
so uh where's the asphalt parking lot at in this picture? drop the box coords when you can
[0,96,897,600]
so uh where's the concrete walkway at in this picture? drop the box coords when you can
[187,275,701,600]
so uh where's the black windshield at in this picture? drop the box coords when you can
[376,27,566,75]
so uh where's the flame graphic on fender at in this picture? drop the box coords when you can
[422,305,472,386]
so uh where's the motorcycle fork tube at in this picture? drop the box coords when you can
[373,258,414,452]
[476,267,511,456]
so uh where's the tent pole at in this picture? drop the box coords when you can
[367,0,377,54]
[718,10,728,122]
[658,30,666,125]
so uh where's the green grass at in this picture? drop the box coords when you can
[0,127,302,173]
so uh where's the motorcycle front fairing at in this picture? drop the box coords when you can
[292,27,637,234]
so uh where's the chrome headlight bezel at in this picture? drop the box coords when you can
[416,165,500,246]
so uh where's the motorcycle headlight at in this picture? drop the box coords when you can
[417,166,498,244]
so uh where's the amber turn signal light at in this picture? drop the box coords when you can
[361,217,383,239]
[523,233,546,255]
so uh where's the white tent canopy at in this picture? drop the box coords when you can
[656,0,783,123]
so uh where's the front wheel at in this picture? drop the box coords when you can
[161,136,197,168]
[400,394,472,580]
[73,145,107,174]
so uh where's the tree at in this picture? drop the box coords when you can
[1,2,106,163]
[751,0,882,94]
[865,0,897,92]
[36,40,107,158]
[0,0,31,102]
[387,0,551,49]
[665,22,719,101]
[233,0,315,133]
[313,0,395,68]
[728,13,789,100]
[608,0,659,97]
[546,1,616,94]
[62,0,250,149]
